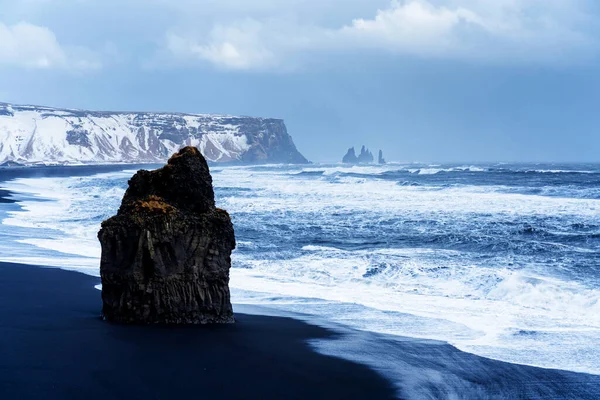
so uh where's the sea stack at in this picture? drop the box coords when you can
[342,145,374,164]
[98,146,236,324]
[342,147,359,163]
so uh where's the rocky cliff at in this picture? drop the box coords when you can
[98,146,235,324]
[0,102,308,165]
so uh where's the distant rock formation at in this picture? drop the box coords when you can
[342,147,358,163]
[98,146,236,324]
[342,145,374,164]
[0,102,309,165]
[358,146,374,163]
[378,150,386,164]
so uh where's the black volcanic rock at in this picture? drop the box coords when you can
[343,145,374,164]
[98,146,236,324]
[378,150,386,164]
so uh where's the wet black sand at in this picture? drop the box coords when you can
[0,262,397,400]
[2,261,600,399]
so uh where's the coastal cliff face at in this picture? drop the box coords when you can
[98,146,235,324]
[0,102,308,165]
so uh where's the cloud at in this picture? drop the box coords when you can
[340,1,483,53]
[159,0,598,70]
[165,19,277,70]
[0,22,103,71]
[338,0,595,61]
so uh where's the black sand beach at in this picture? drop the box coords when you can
[0,262,397,400]
[2,263,600,400]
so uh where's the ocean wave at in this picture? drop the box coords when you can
[229,250,600,373]
[407,166,488,175]
[518,169,597,174]
[294,170,325,176]
[302,245,345,252]
[489,167,599,174]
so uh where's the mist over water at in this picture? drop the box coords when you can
[0,162,599,374]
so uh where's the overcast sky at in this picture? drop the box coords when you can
[1,0,599,162]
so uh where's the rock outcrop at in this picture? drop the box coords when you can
[342,145,374,164]
[378,150,386,164]
[98,146,235,324]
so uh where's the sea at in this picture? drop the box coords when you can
[0,162,599,376]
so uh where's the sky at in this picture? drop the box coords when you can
[0,0,599,162]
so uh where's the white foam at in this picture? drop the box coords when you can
[525,169,597,174]
[407,166,487,175]
[0,255,100,276]
[17,238,100,258]
[0,170,128,275]
[212,166,600,219]
[301,245,344,252]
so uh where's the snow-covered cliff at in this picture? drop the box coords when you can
[0,102,308,165]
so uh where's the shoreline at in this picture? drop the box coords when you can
[1,262,599,399]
